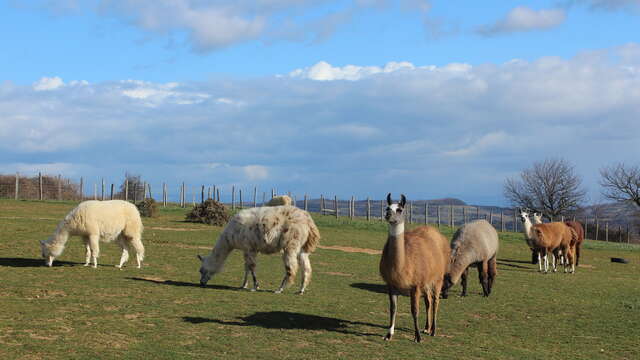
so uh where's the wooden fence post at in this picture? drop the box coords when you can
[437,206,441,228]
[500,211,505,232]
[619,225,623,243]
[320,195,325,214]
[125,179,129,201]
[350,196,354,220]
[79,177,83,201]
[57,174,62,201]
[101,178,105,201]
[424,202,428,225]
[335,196,338,219]
[201,185,205,203]
[38,172,43,200]
[476,207,480,221]
[232,186,236,210]
[380,200,384,220]
[254,187,258,207]
[367,197,371,221]
[163,183,167,207]
[240,189,243,209]
[14,172,19,200]
[450,206,454,227]
[489,211,493,226]
[605,222,609,242]
[110,184,114,200]
[304,194,308,211]
[595,218,599,241]
[93,183,97,200]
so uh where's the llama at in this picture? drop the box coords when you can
[379,194,450,343]
[564,221,584,266]
[265,195,293,206]
[442,220,499,298]
[40,200,145,268]
[517,209,539,266]
[197,205,320,294]
[530,222,578,273]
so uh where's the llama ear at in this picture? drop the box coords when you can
[386,193,392,206]
[399,194,406,207]
[197,255,204,262]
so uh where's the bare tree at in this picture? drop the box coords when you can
[504,158,586,220]
[600,163,640,209]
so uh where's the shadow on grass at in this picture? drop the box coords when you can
[350,282,387,294]
[496,258,534,271]
[0,257,81,268]
[126,277,239,291]
[183,311,384,337]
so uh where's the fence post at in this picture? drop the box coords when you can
[605,222,609,242]
[367,197,371,221]
[232,186,235,210]
[110,184,114,200]
[217,188,221,203]
[201,185,205,203]
[476,207,480,221]
[437,206,441,228]
[163,183,167,207]
[125,179,129,201]
[350,196,354,220]
[424,202,428,225]
[254,187,258,207]
[304,194,308,211]
[101,178,105,201]
[93,183,97,200]
[380,200,384,220]
[489,211,493,226]
[514,209,518,232]
[619,225,623,243]
[320,194,325,215]
[57,174,62,201]
[501,211,505,232]
[240,189,243,209]
[584,218,588,239]
[14,172,19,200]
[38,172,43,200]
[79,177,83,201]
[335,196,338,219]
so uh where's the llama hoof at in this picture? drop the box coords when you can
[296,290,305,295]
[413,335,422,343]
[383,334,392,341]
[250,288,258,292]
[274,289,283,294]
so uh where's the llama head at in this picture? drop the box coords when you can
[385,193,406,225]
[517,208,530,224]
[197,254,211,286]
[40,239,55,267]
[532,213,543,224]
[441,274,453,299]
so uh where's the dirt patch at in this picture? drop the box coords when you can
[148,226,207,232]
[318,245,381,255]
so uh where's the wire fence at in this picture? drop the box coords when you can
[1,172,637,244]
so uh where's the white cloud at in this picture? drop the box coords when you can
[571,0,640,11]
[477,6,566,36]
[33,76,64,91]
[243,165,269,181]
[443,132,509,157]
[289,60,416,80]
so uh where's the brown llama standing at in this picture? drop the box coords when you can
[379,194,450,343]
[531,222,578,273]
[564,221,584,266]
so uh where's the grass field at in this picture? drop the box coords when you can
[1,200,639,359]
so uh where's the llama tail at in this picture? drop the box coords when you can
[302,216,321,253]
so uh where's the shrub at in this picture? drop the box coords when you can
[136,198,158,218]
[186,199,230,226]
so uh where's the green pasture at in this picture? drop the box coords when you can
[0,200,638,359]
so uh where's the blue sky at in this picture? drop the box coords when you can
[1,0,640,205]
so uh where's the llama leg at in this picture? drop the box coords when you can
[297,252,311,295]
[83,237,91,266]
[88,234,100,268]
[551,251,558,272]
[431,285,441,337]
[116,237,129,269]
[242,251,259,291]
[487,256,497,296]
[537,252,543,272]
[460,266,469,297]
[275,250,298,294]
[423,295,431,333]
[478,261,489,297]
[384,291,398,341]
[410,288,422,343]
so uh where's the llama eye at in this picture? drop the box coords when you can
[396,208,402,213]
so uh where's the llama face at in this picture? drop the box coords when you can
[197,255,212,286]
[40,240,54,267]
[518,209,530,224]
[385,193,406,225]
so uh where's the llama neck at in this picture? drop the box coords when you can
[522,218,533,238]
[205,235,234,274]
[386,222,406,270]
[46,225,70,257]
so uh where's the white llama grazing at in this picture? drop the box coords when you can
[40,200,145,268]
[197,205,320,294]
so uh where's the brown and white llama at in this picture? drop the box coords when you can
[379,194,450,343]
[442,219,499,298]
[530,221,578,273]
